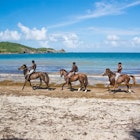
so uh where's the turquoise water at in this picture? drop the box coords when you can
[0,52,140,75]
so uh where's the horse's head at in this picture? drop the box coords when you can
[102,68,111,76]
[18,64,28,71]
[60,69,68,77]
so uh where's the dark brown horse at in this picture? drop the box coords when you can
[60,69,88,92]
[18,64,49,90]
[103,68,135,93]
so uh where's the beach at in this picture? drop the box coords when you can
[0,53,140,139]
[0,73,140,140]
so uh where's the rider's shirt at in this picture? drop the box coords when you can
[28,63,36,75]
[71,65,78,72]
[116,65,122,81]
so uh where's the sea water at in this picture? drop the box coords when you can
[0,52,140,75]
[0,52,140,84]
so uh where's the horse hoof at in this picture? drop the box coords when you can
[113,90,116,94]
[84,89,87,93]
[32,86,37,90]
[78,88,81,91]
[128,89,132,93]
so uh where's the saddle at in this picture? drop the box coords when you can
[25,72,35,80]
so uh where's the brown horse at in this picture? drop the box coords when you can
[18,64,49,90]
[60,69,88,92]
[103,68,135,93]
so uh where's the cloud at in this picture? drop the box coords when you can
[0,23,81,49]
[132,36,140,46]
[0,29,20,41]
[106,35,120,41]
[18,22,47,40]
[88,26,140,36]
[123,0,140,9]
[0,22,140,51]
[104,34,140,49]
[77,0,140,20]
[39,41,49,48]
[49,33,81,48]
[105,35,120,47]
[17,23,81,49]
[62,33,81,48]
[48,0,140,29]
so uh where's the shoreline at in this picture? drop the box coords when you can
[1,73,140,85]
[0,76,140,100]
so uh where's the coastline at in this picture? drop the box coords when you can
[0,73,140,86]
[1,72,140,100]
[1,73,140,82]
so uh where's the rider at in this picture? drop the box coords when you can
[27,60,37,80]
[115,62,122,81]
[67,62,78,84]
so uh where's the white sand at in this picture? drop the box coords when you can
[0,95,140,140]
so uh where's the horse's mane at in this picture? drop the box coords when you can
[60,69,68,73]
[23,64,27,67]
[23,64,28,70]
[109,69,115,75]
[106,68,115,75]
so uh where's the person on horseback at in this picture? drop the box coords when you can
[115,62,122,81]
[26,60,37,80]
[67,62,78,84]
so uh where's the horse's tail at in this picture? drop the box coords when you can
[84,75,88,88]
[45,72,49,86]
[130,75,136,85]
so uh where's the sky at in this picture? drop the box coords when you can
[0,0,140,52]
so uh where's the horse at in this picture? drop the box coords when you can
[103,68,135,93]
[60,69,88,92]
[18,64,49,90]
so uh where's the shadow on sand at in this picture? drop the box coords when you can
[109,88,135,93]
[32,86,55,91]
[67,88,91,92]
[130,129,140,140]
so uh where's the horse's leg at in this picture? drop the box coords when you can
[44,73,49,88]
[62,81,72,90]
[78,80,84,91]
[113,83,117,93]
[78,81,83,91]
[127,84,131,93]
[123,77,130,93]
[29,81,32,86]
[28,80,36,90]
[39,78,42,87]
[106,82,112,92]
[84,82,88,93]
[107,84,110,91]
[44,80,49,88]
[69,82,73,91]
[22,80,28,90]
[62,82,67,90]
[126,82,131,93]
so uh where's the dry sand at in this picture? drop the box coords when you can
[0,79,140,140]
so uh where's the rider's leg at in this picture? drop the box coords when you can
[26,74,30,81]
[26,69,34,80]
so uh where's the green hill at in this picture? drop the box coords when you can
[0,42,65,54]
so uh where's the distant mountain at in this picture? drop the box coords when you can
[0,42,65,54]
